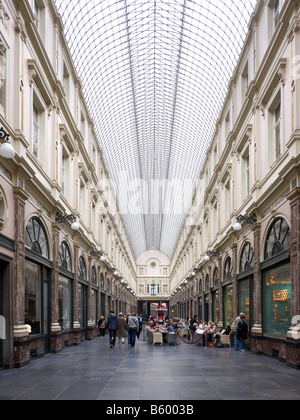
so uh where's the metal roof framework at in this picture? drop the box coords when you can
[54,0,258,259]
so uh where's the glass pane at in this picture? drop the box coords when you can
[223,285,233,326]
[58,276,72,331]
[212,290,219,324]
[54,0,258,259]
[263,263,291,337]
[25,260,41,335]
[239,278,250,329]
[78,283,82,328]
[43,281,48,335]
[91,290,97,326]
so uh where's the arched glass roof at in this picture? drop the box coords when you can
[54,0,258,259]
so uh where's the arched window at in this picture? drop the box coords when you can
[91,266,97,285]
[100,273,105,289]
[239,241,254,273]
[213,267,219,287]
[59,241,72,271]
[25,217,49,258]
[205,274,210,291]
[264,217,290,260]
[107,277,110,293]
[79,256,87,279]
[223,256,232,281]
[199,279,203,295]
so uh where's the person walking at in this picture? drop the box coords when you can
[126,312,131,345]
[127,313,139,348]
[117,312,127,344]
[136,314,143,340]
[106,310,119,348]
[233,313,244,351]
[98,316,106,340]
[237,314,248,352]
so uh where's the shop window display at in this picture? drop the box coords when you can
[58,276,72,331]
[238,277,253,330]
[263,218,291,337]
[25,261,41,335]
[212,290,219,324]
[223,285,233,326]
[263,263,291,337]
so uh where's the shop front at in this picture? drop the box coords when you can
[24,217,52,360]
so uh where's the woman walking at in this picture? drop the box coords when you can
[98,316,106,340]
[127,313,139,348]
[117,313,127,344]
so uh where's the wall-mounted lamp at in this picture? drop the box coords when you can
[91,250,104,257]
[0,128,15,159]
[233,214,257,231]
[192,268,202,276]
[56,214,80,231]
[204,250,220,261]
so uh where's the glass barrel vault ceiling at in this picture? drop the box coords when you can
[54,0,258,259]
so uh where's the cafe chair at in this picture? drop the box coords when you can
[180,327,189,337]
[147,331,153,345]
[167,332,177,346]
[220,332,231,346]
[153,332,163,346]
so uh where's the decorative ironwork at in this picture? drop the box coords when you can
[236,214,257,225]
[206,250,220,258]
[55,214,76,224]
[91,250,104,257]
[0,127,10,142]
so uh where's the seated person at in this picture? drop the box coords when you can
[166,321,174,332]
[145,322,154,333]
[223,325,231,335]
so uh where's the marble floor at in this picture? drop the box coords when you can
[0,336,300,401]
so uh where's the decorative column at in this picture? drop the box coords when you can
[251,223,262,331]
[50,221,62,353]
[231,242,238,321]
[251,223,263,353]
[73,242,81,342]
[217,256,223,327]
[87,255,94,339]
[13,187,30,368]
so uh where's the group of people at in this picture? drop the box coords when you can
[145,320,176,334]
[98,311,143,348]
[98,311,249,352]
[145,313,249,351]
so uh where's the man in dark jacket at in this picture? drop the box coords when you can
[237,315,248,352]
[106,311,119,348]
